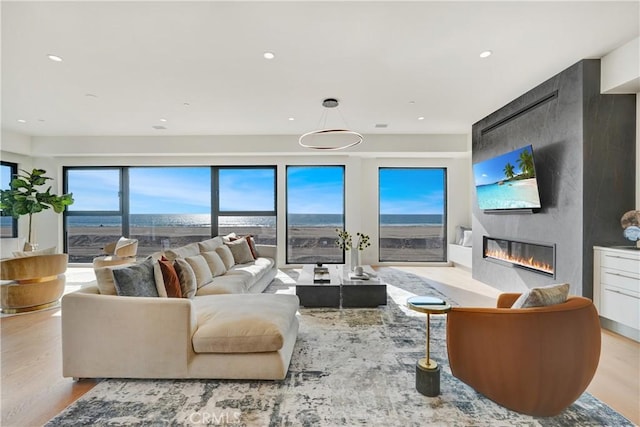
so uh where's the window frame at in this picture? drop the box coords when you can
[285,165,346,265]
[0,161,19,238]
[63,165,277,260]
[378,166,448,263]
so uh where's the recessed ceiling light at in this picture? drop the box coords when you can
[38,119,45,122]
[479,50,493,58]
[408,101,416,105]
[85,93,98,98]
[17,119,26,123]
[47,54,63,62]
[263,52,275,60]
[375,124,388,128]
[183,102,190,107]
[160,118,167,122]
[152,125,167,130]
[417,116,425,121]
[288,117,295,121]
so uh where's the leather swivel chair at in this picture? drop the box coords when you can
[446,293,601,417]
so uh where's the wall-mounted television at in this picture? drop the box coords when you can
[472,145,542,211]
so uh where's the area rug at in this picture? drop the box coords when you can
[46,268,633,426]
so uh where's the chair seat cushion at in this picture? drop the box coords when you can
[191,294,299,354]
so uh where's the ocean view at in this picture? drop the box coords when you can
[66,213,444,228]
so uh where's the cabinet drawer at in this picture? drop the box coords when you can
[601,253,640,274]
[601,287,640,329]
[602,268,640,295]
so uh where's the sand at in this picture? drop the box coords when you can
[67,225,446,263]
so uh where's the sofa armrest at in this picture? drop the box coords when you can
[255,244,277,265]
[62,286,197,378]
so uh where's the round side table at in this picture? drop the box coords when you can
[407,296,451,397]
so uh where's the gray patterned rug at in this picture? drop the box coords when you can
[46,268,632,426]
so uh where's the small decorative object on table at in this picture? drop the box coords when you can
[313,263,330,283]
[335,229,371,271]
[620,210,640,248]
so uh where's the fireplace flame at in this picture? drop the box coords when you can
[484,249,554,274]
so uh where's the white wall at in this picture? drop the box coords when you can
[600,36,640,208]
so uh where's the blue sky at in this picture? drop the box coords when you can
[287,166,344,214]
[473,145,533,186]
[379,168,445,215]
[66,166,446,215]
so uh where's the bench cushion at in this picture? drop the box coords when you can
[191,294,299,354]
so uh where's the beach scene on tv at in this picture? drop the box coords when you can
[473,145,542,210]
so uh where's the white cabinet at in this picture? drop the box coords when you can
[594,246,640,341]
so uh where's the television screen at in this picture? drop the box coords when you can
[472,145,542,210]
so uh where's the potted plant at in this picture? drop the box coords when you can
[0,168,74,250]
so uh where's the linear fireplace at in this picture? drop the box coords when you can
[483,236,555,277]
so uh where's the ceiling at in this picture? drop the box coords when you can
[2,1,638,138]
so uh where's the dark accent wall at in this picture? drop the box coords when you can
[472,59,636,298]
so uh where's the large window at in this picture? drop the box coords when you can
[129,167,212,258]
[0,162,18,237]
[64,166,276,262]
[65,168,123,262]
[216,167,276,245]
[286,166,344,264]
[379,168,447,262]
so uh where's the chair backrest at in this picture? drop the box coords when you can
[0,253,68,281]
[446,296,601,417]
[114,239,138,257]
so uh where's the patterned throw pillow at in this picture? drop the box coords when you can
[112,258,159,297]
[511,283,570,308]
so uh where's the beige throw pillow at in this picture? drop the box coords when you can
[215,245,235,270]
[511,283,570,308]
[185,254,213,289]
[198,237,223,253]
[202,251,227,277]
[173,258,197,298]
[225,239,254,265]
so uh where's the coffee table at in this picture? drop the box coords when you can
[296,264,341,308]
[340,265,387,308]
[407,296,452,397]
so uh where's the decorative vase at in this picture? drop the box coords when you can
[350,249,360,272]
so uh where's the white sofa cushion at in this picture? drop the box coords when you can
[196,274,249,295]
[191,294,299,353]
[0,237,25,259]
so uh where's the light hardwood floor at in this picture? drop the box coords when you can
[1,266,638,426]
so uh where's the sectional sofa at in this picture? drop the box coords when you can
[62,236,299,380]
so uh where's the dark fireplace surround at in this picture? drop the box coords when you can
[483,236,556,278]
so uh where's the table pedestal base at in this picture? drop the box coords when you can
[416,361,440,397]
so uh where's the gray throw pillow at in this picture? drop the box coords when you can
[112,258,159,297]
[225,238,255,264]
[511,283,570,308]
